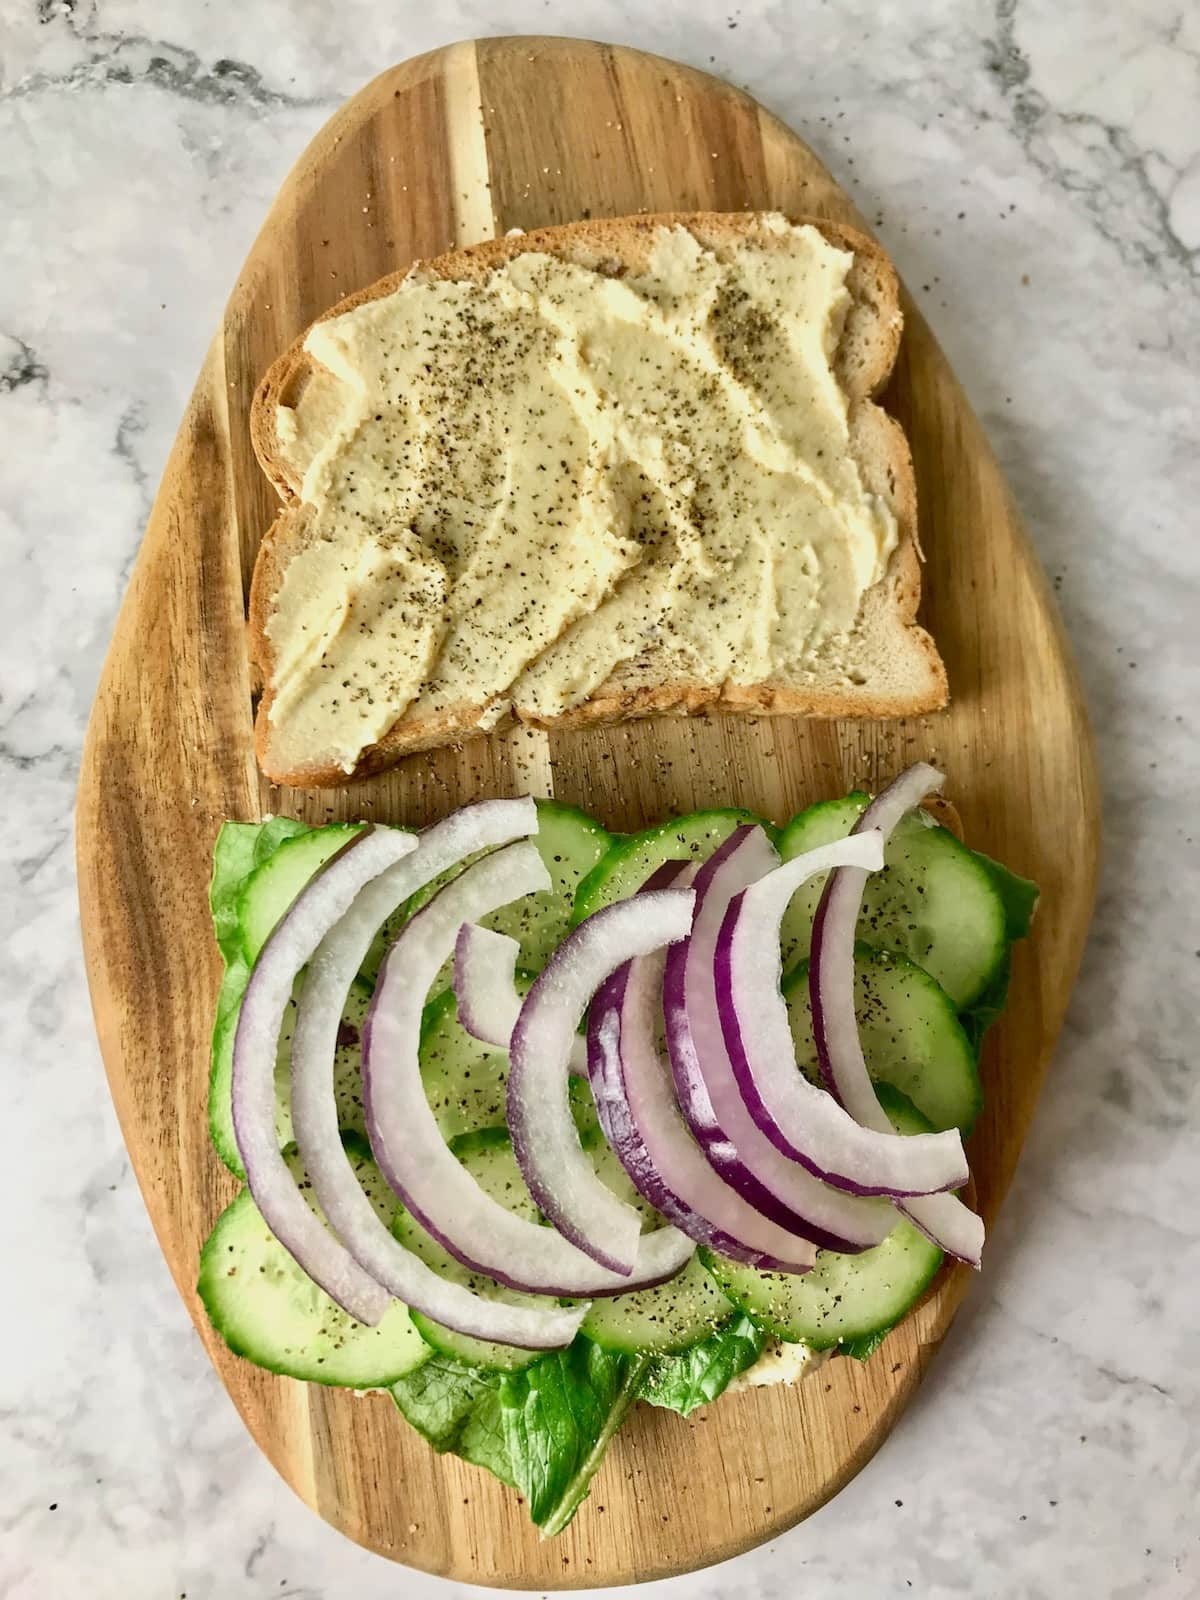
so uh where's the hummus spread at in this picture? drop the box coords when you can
[267,217,897,774]
[725,1338,831,1394]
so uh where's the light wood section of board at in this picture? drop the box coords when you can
[76,36,1098,1588]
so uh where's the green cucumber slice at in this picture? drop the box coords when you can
[489,800,613,969]
[784,945,982,1135]
[391,799,612,989]
[394,1129,708,1367]
[702,1088,943,1350]
[391,1129,555,1373]
[208,961,254,1175]
[418,980,601,1146]
[273,975,373,1146]
[972,850,1039,942]
[777,796,1008,1008]
[572,807,773,923]
[197,1139,428,1388]
[418,989,515,1142]
[208,818,314,1175]
[576,1150,736,1356]
[580,1253,732,1355]
[210,818,310,960]
[238,824,368,964]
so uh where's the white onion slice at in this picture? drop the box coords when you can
[454,924,523,1046]
[508,892,698,1275]
[664,827,894,1251]
[809,764,985,1265]
[232,826,417,1325]
[715,834,970,1198]
[589,951,817,1271]
[363,846,692,1295]
[453,922,588,1073]
[288,799,585,1343]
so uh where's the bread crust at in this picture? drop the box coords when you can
[248,212,946,787]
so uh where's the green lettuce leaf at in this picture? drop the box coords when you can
[839,1326,893,1362]
[641,1314,766,1416]
[499,1342,649,1536]
[957,851,1036,1054]
[390,1355,514,1484]
[959,950,1013,1056]
[457,1384,514,1484]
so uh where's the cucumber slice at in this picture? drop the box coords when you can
[702,1089,943,1350]
[210,817,310,960]
[418,981,601,1146]
[492,800,613,969]
[209,975,373,1174]
[419,988,515,1142]
[394,799,612,989]
[238,824,367,964]
[273,975,373,1146]
[392,1129,555,1372]
[395,1128,707,1367]
[583,1137,660,1224]
[777,796,1008,1008]
[208,818,316,1175]
[581,1252,732,1355]
[571,1143,726,1355]
[208,962,253,1175]
[197,1139,428,1388]
[784,945,982,1135]
[572,807,773,923]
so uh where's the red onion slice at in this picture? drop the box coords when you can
[810,764,985,1266]
[232,826,417,1325]
[288,799,586,1342]
[589,951,817,1271]
[508,892,698,1275]
[715,834,970,1198]
[664,828,893,1252]
[364,846,693,1295]
[454,922,589,1074]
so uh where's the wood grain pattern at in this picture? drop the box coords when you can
[76,37,1099,1587]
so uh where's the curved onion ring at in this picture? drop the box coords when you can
[363,847,693,1295]
[809,764,985,1266]
[714,833,970,1197]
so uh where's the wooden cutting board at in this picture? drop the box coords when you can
[76,36,1099,1587]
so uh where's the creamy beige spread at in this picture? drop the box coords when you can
[725,1338,830,1394]
[267,217,897,774]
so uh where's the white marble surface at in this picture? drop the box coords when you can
[2,0,1197,1595]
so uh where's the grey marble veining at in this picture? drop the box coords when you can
[1,1,1197,1595]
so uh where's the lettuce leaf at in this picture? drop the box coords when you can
[641,1314,766,1416]
[839,1326,893,1362]
[391,1356,514,1485]
[499,1343,649,1536]
[958,851,1037,1054]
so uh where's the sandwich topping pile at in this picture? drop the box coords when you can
[200,772,1036,1535]
[250,213,946,783]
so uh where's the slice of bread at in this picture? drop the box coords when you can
[249,213,947,786]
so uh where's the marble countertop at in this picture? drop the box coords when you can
[2,1,1197,1596]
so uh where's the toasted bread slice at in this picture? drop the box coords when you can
[249,213,947,785]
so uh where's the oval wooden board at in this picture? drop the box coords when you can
[77,35,1099,1588]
